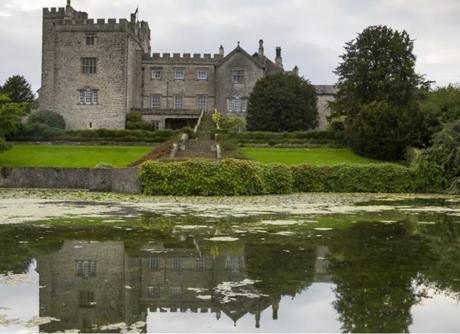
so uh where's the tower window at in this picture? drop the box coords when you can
[85,33,96,46]
[81,57,97,74]
[79,88,98,105]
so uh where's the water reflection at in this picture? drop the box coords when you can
[1,214,460,332]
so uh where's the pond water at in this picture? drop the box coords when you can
[0,193,460,333]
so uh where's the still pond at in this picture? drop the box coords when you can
[0,193,460,333]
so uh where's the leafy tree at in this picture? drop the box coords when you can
[28,110,66,129]
[421,120,460,193]
[331,25,428,160]
[0,94,26,151]
[1,75,35,103]
[247,73,318,132]
[419,84,460,136]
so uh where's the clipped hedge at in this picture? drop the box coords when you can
[9,123,176,143]
[291,162,443,193]
[141,159,443,196]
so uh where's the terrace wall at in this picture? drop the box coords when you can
[0,167,140,193]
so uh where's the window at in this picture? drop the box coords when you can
[232,69,244,83]
[174,95,184,110]
[148,256,159,271]
[151,68,162,80]
[196,95,207,111]
[75,260,96,278]
[172,257,182,272]
[151,95,161,109]
[174,68,185,80]
[79,291,96,308]
[147,286,160,298]
[85,33,96,46]
[81,57,97,74]
[225,256,244,272]
[170,287,182,300]
[227,96,248,113]
[79,88,98,105]
[196,70,208,80]
[195,257,205,272]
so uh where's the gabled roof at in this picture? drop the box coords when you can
[217,44,265,69]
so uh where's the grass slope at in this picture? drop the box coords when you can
[0,144,153,168]
[241,147,386,166]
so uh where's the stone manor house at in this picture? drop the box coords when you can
[39,1,336,130]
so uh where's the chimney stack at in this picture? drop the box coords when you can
[258,39,264,57]
[275,47,283,68]
[219,45,224,56]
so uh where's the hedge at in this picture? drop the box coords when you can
[140,159,443,196]
[8,123,176,143]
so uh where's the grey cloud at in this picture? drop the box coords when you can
[0,0,459,91]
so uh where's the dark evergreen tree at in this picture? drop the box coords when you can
[331,25,428,160]
[247,73,318,132]
[1,75,35,103]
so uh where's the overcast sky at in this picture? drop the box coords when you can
[0,0,459,92]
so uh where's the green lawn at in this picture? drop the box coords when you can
[0,144,154,168]
[241,147,386,166]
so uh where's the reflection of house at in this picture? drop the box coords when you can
[37,239,284,332]
[37,241,129,332]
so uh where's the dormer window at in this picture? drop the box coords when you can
[85,33,96,46]
[232,69,244,83]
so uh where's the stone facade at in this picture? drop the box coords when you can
[39,1,336,130]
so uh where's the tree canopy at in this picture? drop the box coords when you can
[1,75,35,103]
[0,94,27,151]
[247,73,318,132]
[331,25,429,161]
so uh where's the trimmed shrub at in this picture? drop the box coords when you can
[28,110,66,129]
[141,159,442,196]
[141,159,269,196]
[9,123,176,143]
[292,163,443,193]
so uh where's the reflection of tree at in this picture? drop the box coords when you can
[245,240,317,298]
[329,222,436,333]
[0,226,35,274]
[417,220,460,297]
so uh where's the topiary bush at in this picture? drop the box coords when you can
[28,110,66,129]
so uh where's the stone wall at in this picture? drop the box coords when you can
[39,4,150,130]
[216,50,264,115]
[0,167,140,193]
[141,60,216,112]
[316,94,335,130]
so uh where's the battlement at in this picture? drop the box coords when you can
[145,52,223,64]
[43,7,66,16]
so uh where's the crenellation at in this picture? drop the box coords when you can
[193,53,201,58]
[203,53,211,60]
[108,18,116,24]
[97,18,105,24]
[183,53,191,58]
[173,53,180,58]
[87,18,94,24]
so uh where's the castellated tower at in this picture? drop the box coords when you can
[39,1,150,129]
